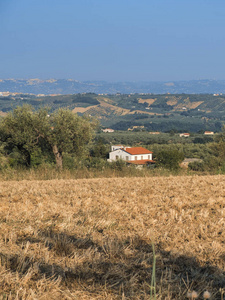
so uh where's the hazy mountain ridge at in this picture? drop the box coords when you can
[1,79,225,94]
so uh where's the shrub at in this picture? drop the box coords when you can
[156,149,184,170]
[205,156,222,171]
[110,159,127,171]
[188,161,206,172]
[84,157,108,170]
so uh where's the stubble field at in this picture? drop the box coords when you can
[0,175,225,299]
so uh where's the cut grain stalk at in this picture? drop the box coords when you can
[150,242,156,300]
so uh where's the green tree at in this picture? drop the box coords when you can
[90,138,108,158]
[210,125,225,161]
[156,149,184,170]
[0,106,96,168]
[0,105,43,166]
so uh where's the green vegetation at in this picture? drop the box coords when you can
[0,93,225,132]
[156,149,184,170]
[0,106,96,169]
[1,105,225,176]
[96,131,214,145]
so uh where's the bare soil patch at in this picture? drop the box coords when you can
[138,98,156,106]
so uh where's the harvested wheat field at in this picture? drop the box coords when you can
[1,175,225,299]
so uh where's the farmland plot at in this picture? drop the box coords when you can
[0,176,225,299]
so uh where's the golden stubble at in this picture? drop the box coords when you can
[0,175,225,299]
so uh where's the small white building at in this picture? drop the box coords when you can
[204,131,214,135]
[108,146,154,165]
[179,133,190,137]
[102,128,114,133]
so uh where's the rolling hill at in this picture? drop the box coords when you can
[0,92,225,132]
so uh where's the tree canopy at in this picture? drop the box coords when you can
[0,106,96,168]
[156,149,184,170]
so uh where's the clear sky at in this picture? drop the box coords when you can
[1,0,225,81]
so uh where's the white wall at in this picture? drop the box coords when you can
[108,150,152,162]
[109,149,131,161]
[128,153,152,161]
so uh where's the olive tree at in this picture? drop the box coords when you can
[0,106,96,168]
[44,108,95,168]
[0,106,43,166]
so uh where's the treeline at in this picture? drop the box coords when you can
[96,131,215,145]
[111,118,222,132]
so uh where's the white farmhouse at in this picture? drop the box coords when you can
[108,146,154,165]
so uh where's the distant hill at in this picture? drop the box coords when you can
[0,92,225,133]
[1,79,225,94]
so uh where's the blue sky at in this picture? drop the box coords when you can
[1,0,225,81]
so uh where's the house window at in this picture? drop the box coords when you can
[141,156,143,160]
[126,156,129,161]
[116,155,119,160]
[148,155,150,159]
[135,156,137,160]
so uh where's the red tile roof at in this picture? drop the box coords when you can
[127,159,155,165]
[123,147,153,155]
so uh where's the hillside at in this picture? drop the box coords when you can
[0,93,224,132]
[0,175,224,299]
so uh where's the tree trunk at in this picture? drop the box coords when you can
[18,145,31,167]
[52,145,63,169]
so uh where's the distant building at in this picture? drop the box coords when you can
[204,131,214,135]
[108,146,154,166]
[102,128,114,133]
[149,132,160,135]
[179,133,190,137]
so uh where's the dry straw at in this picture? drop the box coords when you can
[0,175,224,299]
[203,291,211,299]
[187,291,198,299]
